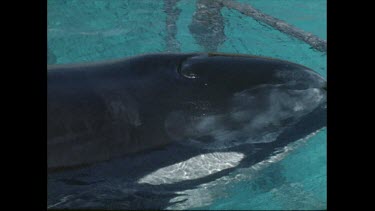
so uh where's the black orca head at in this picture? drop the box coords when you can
[165,53,326,149]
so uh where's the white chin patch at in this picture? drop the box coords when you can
[137,152,245,185]
[165,128,324,210]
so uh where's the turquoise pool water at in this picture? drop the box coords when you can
[48,0,326,209]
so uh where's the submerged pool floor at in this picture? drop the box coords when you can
[47,0,327,210]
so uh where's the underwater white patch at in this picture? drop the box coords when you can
[293,103,304,111]
[137,152,245,185]
[165,128,324,210]
[47,195,74,209]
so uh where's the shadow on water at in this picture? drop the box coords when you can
[163,0,226,52]
[189,0,226,52]
[164,0,181,52]
[47,104,326,210]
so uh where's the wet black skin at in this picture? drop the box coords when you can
[47,52,326,170]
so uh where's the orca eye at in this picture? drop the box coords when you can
[177,54,208,79]
[177,59,198,79]
[180,66,198,79]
